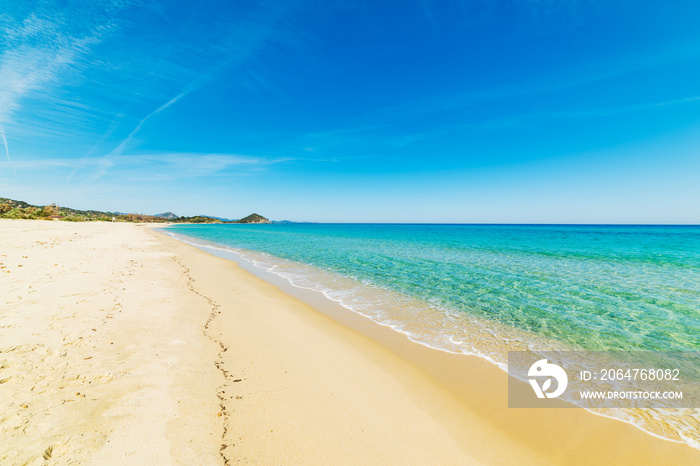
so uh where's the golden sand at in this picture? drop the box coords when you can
[1,220,697,464]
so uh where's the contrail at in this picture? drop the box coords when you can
[109,89,189,157]
[73,79,199,183]
[0,127,16,177]
[107,68,218,158]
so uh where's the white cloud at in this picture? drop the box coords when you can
[0,127,15,176]
[0,1,129,174]
[30,152,296,182]
[0,11,110,128]
[122,153,294,176]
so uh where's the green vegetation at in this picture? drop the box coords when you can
[0,198,124,221]
[0,197,125,222]
[175,215,222,224]
[154,212,178,219]
[0,197,267,224]
[236,213,270,224]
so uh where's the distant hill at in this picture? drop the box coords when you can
[0,197,230,223]
[236,213,270,224]
[0,196,278,224]
[154,212,178,219]
[272,220,317,224]
[175,215,222,224]
[0,198,33,210]
[0,197,123,221]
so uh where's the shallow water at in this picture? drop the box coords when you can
[164,223,700,448]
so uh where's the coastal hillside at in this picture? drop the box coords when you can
[0,197,267,224]
[236,213,270,224]
[0,197,122,222]
[154,212,178,219]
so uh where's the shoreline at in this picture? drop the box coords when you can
[1,220,698,464]
[155,226,700,463]
[162,226,700,452]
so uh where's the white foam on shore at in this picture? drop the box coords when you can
[161,228,700,452]
[160,230,541,366]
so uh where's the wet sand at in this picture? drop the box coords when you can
[1,220,697,464]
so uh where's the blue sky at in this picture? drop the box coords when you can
[1,0,699,223]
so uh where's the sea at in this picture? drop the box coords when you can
[163,223,700,449]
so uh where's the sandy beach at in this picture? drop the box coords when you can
[1,220,698,465]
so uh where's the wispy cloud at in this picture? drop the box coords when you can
[81,0,308,179]
[3,0,313,187]
[53,152,296,183]
[0,9,109,124]
[107,91,191,158]
[129,153,294,175]
[0,1,132,174]
[0,127,15,176]
[104,57,232,160]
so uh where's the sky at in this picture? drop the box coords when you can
[1,0,699,223]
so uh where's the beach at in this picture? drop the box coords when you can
[1,220,698,464]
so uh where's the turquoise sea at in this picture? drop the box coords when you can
[164,223,700,447]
